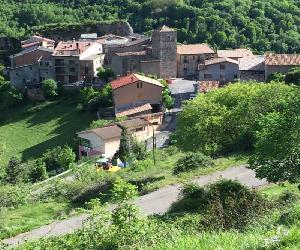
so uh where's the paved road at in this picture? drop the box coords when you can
[146,79,197,149]
[4,165,267,247]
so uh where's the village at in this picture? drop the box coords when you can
[4,25,300,163]
[0,1,300,245]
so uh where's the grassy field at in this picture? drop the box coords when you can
[0,97,94,169]
[0,201,75,239]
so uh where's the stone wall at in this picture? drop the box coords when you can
[31,21,133,42]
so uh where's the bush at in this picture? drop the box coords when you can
[97,67,115,81]
[43,145,76,175]
[42,79,58,98]
[170,180,269,231]
[27,159,48,183]
[285,67,300,85]
[89,119,112,129]
[0,184,29,208]
[173,152,213,174]
[4,157,25,184]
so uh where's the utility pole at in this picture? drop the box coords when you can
[152,126,156,165]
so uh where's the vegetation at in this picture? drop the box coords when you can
[42,79,58,98]
[10,179,300,250]
[1,1,300,54]
[42,145,76,175]
[97,67,115,82]
[175,82,298,155]
[89,119,112,129]
[0,96,94,170]
[173,152,213,175]
[249,95,300,183]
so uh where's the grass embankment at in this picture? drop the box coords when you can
[0,201,76,239]
[0,97,93,169]
[0,149,247,240]
[86,148,248,194]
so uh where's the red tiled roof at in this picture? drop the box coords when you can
[265,54,300,66]
[53,41,96,56]
[199,81,220,93]
[217,49,253,58]
[111,74,139,89]
[177,44,215,55]
[110,74,163,90]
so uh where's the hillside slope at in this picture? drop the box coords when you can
[0,0,299,53]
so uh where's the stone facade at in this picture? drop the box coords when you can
[177,44,216,78]
[151,26,177,78]
[199,58,239,83]
[111,26,177,79]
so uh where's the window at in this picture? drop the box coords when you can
[45,61,49,66]
[152,122,159,126]
[137,82,143,88]
[204,74,212,79]
[135,127,145,132]
[70,67,76,72]
[220,64,226,70]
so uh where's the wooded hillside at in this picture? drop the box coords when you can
[0,0,300,53]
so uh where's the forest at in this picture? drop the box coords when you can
[0,0,300,53]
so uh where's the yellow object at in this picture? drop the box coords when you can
[107,166,121,172]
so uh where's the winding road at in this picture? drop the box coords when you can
[3,165,267,247]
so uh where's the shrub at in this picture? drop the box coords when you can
[170,180,269,231]
[89,119,112,129]
[4,157,25,184]
[27,159,48,183]
[42,79,58,98]
[285,67,300,85]
[97,67,115,81]
[173,152,213,174]
[43,145,76,175]
[0,184,29,208]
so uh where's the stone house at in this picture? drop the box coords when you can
[239,55,265,82]
[9,46,54,88]
[265,54,300,80]
[111,26,177,79]
[52,40,104,84]
[77,117,154,158]
[110,73,164,117]
[217,49,253,61]
[198,57,239,84]
[177,44,215,78]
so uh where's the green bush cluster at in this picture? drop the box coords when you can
[42,145,76,175]
[173,152,213,174]
[170,179,270,231]
[175,82,298,155]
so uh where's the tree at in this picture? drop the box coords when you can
[249,92,300,183]
[117,127,132,164]
[267,72,285,83]
[42,79,58,98]
[175,82,296,155]
[43,145,76,174]
[111,179,139,226]
[97,68,115,82]
[5,157,23,184]
[285,67,300,85]
[28,159,48,182]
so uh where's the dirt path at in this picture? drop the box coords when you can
[3,165,267,247]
